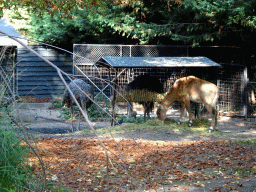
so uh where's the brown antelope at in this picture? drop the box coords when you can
[156,76,219,132]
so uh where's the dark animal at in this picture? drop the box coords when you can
[62,79,94,132]
[126,74,164,121]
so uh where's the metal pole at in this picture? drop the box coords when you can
[111,71,117,126]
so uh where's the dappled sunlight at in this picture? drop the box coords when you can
[29,137,256,191]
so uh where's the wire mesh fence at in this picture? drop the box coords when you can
[0,46,16,97]
[73,44,247,115]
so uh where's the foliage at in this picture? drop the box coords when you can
[87,101,112,122]
[48,97,62,109]
[28,8,137,49]
[60,106,72,120]
[57,93,113,122]
[0,0,112,18]
[106,0,256,45]
[0,76,36,191]
[118,115,144,124]
[0,121,34,191]
[2,0,256,46]
[23,0,256,46]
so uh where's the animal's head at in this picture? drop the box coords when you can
[156,106,167,121]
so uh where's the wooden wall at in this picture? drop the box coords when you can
[17,45,72,98]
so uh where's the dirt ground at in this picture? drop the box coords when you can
[21,103,256,141]
[18,103,256,192]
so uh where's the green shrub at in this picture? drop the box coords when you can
[0,122,33,191]
[60,107,72,120]
[58,93,113,122]
[48,97,62,109]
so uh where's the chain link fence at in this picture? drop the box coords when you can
[73,44,248,116]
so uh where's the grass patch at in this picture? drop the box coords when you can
[228,138,256,146]
[76,117,219,136]
[46,182,71,192]
[0,122,35,191]
[234,168,256,175]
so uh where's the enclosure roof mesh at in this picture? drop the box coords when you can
[96,56,221,68]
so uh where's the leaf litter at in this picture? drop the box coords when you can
[29,137,256,191]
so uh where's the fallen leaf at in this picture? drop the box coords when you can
[213,187,222,192]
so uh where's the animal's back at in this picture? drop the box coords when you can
[173,76,218,103]
[126,74,164,93]
[62,79,94,108]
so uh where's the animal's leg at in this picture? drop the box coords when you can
[184,99,192,127]
[211,105,218,131]
[147,110,150,119]
[131,111,137,119]
[79,99,84,130]
[78,110,81,131]
[81,98,97,129]
[204,104,217,132]
[70,106,74,132]
[214,106,218,127]
[83,107,97,128]
[143,106,147,122]
[142,102,148,122]
[194,102,199,118]
[178,102,186,125]
[146,102,151,120]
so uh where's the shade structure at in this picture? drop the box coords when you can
[96,56,221,68]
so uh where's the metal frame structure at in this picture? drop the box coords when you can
[0,46,17,96]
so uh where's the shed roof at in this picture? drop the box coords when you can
[96,56,221,68]
[0,18,27,47]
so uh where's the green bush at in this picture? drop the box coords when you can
[48,97,62,109]
[118,115,145,124]
[57,94,113,122]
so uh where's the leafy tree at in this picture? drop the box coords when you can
[28,8,138,49]
[3,0,256,46]
[103,0,256,46]
[0,0,111,18]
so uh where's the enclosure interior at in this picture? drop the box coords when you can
[73,45,247,115]
[75,64,219,117]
